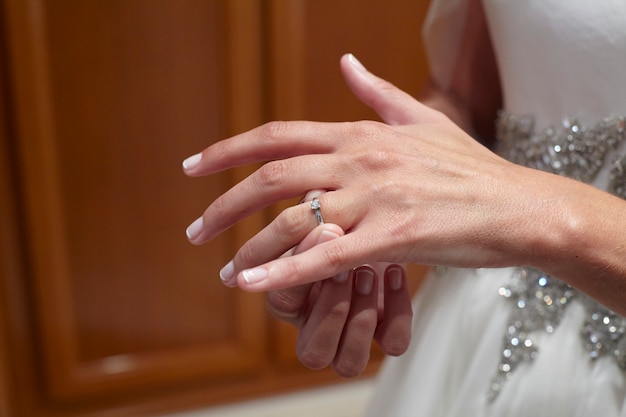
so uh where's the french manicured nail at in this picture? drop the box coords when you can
[355,269,374,295]
[182,153,202,170]
[185,216,203,240]
[388,266,403,291]
[220,260,235,283]
[348,53,367,72]
[242,268,267,285]
[318,230,340,244]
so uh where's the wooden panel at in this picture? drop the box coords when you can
[265,0,431,365]
[2,0,267,405]
[267,0,431,122]
[0,0,434,416]
[0,22,20,415]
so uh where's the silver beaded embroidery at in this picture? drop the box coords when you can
[497,112,626,185]
[487,112,626,401]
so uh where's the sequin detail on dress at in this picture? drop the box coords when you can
[488,112,626,401]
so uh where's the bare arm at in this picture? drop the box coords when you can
[184,1,626,318]
[419,1,626,312]
[421,0,502,147]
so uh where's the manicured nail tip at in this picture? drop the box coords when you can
[219,260,235,283]
[318,230,341,244]
[348,53,367,72]
[355,269,374,295]
[242,268,267,285]
[388,267,403,291]
[182,153,202,170]
[186,216,203,240]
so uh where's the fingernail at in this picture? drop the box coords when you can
[317,230,340,244]
[355,269,374,295]
[388,266,403,291]
[333,271,349,283]
[220,260,235,283]
[182,153,202,170]
[186,216,203,240]
[348,53,367,72]
[242,267,267,285]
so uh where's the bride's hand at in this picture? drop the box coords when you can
[262,192,412,376]
[183,53,540,292]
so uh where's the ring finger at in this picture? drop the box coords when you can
[227,190,364,281]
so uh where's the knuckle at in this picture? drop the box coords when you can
[275,206,309,238]
[319,243,348,271]
[325,299,351,323]
[345,120,382,141]
[267,290,305,317]
[277,257,303,285]
[235,241,257,269]
[347,310,378,335]
[343,124,400,172]
[260,120,288,143]
[255,160,288,189]
[334,355,367,378]
[354,147,398,172]
[208,195,229,220]
[298,346,333,370]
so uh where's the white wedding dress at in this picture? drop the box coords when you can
[366,0,626,416]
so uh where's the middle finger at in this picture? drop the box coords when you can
[188,154,344,245]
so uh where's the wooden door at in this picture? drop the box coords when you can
[0,1,430,416]
[0,0,271,415]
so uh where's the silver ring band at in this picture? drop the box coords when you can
[311,198,324,225]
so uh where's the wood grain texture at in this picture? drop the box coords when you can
[0,0,431,415]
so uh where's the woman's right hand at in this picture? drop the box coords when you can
[266,223,413,377]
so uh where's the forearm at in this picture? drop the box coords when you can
[516,168,626,315]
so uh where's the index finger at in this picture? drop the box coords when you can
[182,120,350,177]
[236,230,379,292]
[266,223,345,323]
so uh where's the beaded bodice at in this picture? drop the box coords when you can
[497,112,626,197]
[487,112,626,401]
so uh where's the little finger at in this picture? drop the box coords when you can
[374,265,413,356]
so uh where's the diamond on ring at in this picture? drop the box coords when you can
[311,197,324,225]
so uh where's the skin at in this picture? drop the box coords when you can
[255,0,503,376]
[183,0,626,376]
[265,191,412,376]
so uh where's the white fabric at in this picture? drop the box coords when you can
[367,1,626,416]
[421,0,470,90]
[484,0,626,127]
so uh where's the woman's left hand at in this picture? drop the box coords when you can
[183,53,544,292]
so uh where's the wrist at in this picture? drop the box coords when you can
[525,174,626,305]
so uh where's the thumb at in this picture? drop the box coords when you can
[340,53,437,126]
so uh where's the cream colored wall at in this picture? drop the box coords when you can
[167,380,375,417]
